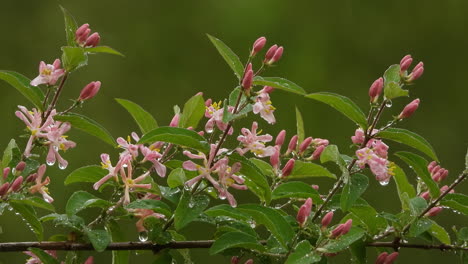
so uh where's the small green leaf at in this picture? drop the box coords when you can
[427,220,451,244]
[85,46,124,56]
[440,193,468,215]
[384,82,408,100]
[106,220,130,264]
[457,227,468,241]
[27,248,60,264]
[340,174,369,212]
[349,239,366,264]
[60,6,78,47]
[395,151,440,198]
[320,145,347,173]
[9,201,43,240]
[55,113,115,146]
[289,160,336,179]
[249,158,274,177]
[65,165,108,185]
[0,71,44,110]
[392,164,416,209]
[126,199,172,217]
[139,127,209,153]
[384,64,401,83]
[238,204,294,247]
[180,93,206,129]
[2,139,20,169]
[379,129,438,161]
[66,191,110,216]
[115,98,158,134]
[305,92,367,129]
[409,197,427,217]
[207,34,244,79]
[272,182,322,204]
[204,204,251,221]
[167,168,186,188]
[174,191,210,230]
[229,87,246,106]
[295,107,305,144]
[319,227,365,253]
[9,197,55,212]
[409,218,432,237]
[209,231,264,255]
[349,201,387,235]
[253,76,306,95]
[86,229,111,252]
[61,46,88,71]
[22,158,40,178]
[285,240,321,264]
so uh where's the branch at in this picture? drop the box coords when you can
[367,241,468,251]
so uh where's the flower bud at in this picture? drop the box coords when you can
[369,77,384,102]
[10,176,23,192]
[375,252,389,264]
[85,32,101,47]
[15,161,26,174]
[321,211,334,228]
[340,219,353,235]
[286,135,298,155]
[84,256,94,264]
[244,259,254,264]
[330,224,345,238]
[79,81,101,101]
[311,185,319,190]
[299,137,313,154]
[170,113,180,127]
[420,191,430,201]
[251,37,267,56]
[281,159,295,178]
[409,62,424,81]
[398,99,420,119]
[270,147,280,169]
[26,173,37,183]
[400,54,413,72]
[263,86,274,93]
[205,98,212,107]
[3,167,10,180]
[76,24,91,44]
[296,198,312,227]
[311,145,326,160]
[0,182,10,196]
[275,130,286,147]
[384,252,399,264]
[267,46,283,65]
[427,161,437,173]
[231,256,239,264]
[242,67,254,91]
[426,206,443,217]
[440,185,454,194]
[264,45,278,62]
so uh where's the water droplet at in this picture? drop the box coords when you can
[385,100,393,108]
[379,180,390,186]
[46,160,55,166]
[53,146,59,151]
[138,231,148,242]
[58,163,67,170]
[206,127,214,134]
[249,221,256,228]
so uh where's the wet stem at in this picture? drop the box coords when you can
[43,72,69,122]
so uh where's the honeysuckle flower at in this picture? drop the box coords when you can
[296,198,312,227]
[140,146,166,177]
[330,219,352,238]
[267,46,283,65]
[117,132,141,158]
[119,159,152,205]
[215,159,247,207]
[131,208,165,232]
[253,86,276,124]
[426,207,443,217]
[236,122,276,157]
[428,161,449,182]
[369,77,384,103]
[356,147,394,183]
[285,135,298,155]
[321,211,334,228]
[85,32,100,47]
[83,256,94,264]
[76,23,91,44]
[2,167,10,180]
[369,139,389,159]
[311,145,326,160]
[275,130,286,147]
[169,113,180,127]
[251,36,266,56]
[264,45,278,62]
[93,153,129,190]
[204,100,234,134]
[299,137,313,154]
[375,252,389,264]
[242,63,253,91]
[10,176,23,192]
[408,62,424,81]
[270,146,280,169]
[0,183,10,197]
[44,121,76,169]
[29,165,53,203]
[281,158,295,178]
[400,54,413,73]
[30,59,65,86]
[24,249,58,264]
[398,98,420,119]
[78,81,101,101]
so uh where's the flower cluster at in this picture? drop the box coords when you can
[419,161,452,217]
[30,59,65,87]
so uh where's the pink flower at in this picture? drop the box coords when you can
[266,46,284,65]
[242,65,253,91]
[264,45,278,62]
[285,135,298,155]
[119,159,152,205]
[85,32,100,47]
[236,122,276,157]
[351,128,366,145]
[275,130,286,147]
[356,146,394,183]
[24,250,57,264]
[93,154,128,190]
[409,62,424,81]
[215,159,247,207]
[204,100,234,134]
[131,208,165,232]
[140,146,166,177]
[44,121,76,169]
[253,87,276,124]
[370,140,389,159]
[30,59,65,86]
[29,165,54,203]
[117,132,141,158]
[330,219,352,238]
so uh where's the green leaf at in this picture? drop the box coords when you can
[152,251,173,264]
[180,93,206,129]
[440,193,468,215]
[379,129,438,161]
[409,218,432,237]
[115,98,158,134]
[349,239,367,264]
[107,220,130,264]
[2,139,20,169]
[395,151,440,198]
[167,168,186,188]
[66,191,110,216]
[27,248,60,264]
[392,164,416,209]
[209,231,264,255]
[61,46,88,71]
[384,64,401,83]
[55,113,115,146]
[384,82,408,100]
[349,201,387,235]
[409,197,427,217]
[0,71,44,110]
[253,76,306,95]
[238,204,294,247]
[9,197,55,212]
[86,229,111,252]
[22,158,40,178]
[126,199,172,217]
[249,158,274,177]
[288,160,336,179]
[229,87,246,106]
[272,182,322,204]
[318,227,365,253]
[457,227,468,241]
[174,191,210,230]
[340,174,369,212]
[60,6,78,47]
[427,220,451,244]
[320,145,347,173]
[465,147,468,170]
[85,46,124,56]
[139,127,209,153]
[9,201,43,240]
[204,204,251,221]
[285,240,321,264]
[65,165,108,185]
[305,92,367,129]
[295,107,305,144]
[229,153,271,203]
[207,34,244,79]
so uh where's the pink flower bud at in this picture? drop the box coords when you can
[281,159,295,178]
[400,54,413,72]
[330,224,345,238]
[170,113,180,127]
[264,45,278,62]
[15,161,26,173]
[270,147,280,169]
[311,184,319,190]
[10,176,23,192]
[440,185,455,194]
[85,32,100,47]
[267,46,283,65]
[311,145,326,160]
[26,173,37,183]
[84,256,94,264]
[426,206,443,217]
[432,170,443,182]
[251,37,267,56]
[398,99,420,119]
[231,256,239,264]
[299,137,313,154]
[296,198,313,227]
[76,24,91,43]
[244,63,252,76]
[79,81,101,101]
[244,259,253,264]
[420,191,430,201]
[205,99,212,106]
[286,135,298,155]
[275,130,286,147]
[409,62,424,81]
[439,169,449,181]
[431,165,441,175]
[369,77,384,102]
[3,167,10,180]
[198,131,205,136]
[385,252,399,264]
[263,86,274,93]
[340,219,353,235]
[321,211,334,228]
[0,183,10,196]
[427,161,437,173]
[242,68,254,90]
[196,92,203,96]
[375,252,389,264]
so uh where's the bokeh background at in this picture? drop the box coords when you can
[0,0,467,263]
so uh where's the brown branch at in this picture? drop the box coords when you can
[367,241,468,251]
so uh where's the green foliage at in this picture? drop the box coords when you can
[209,231,265,255]
[340,174,368,212]
[205,204,251,221]
[107,220,130,264]
[9,196,55,212]
[320,145,348,175]
[180,93,206,129]
[66,191,111,216]
[125,199,172,217]
[139,127,209,152]
[271,181,322,204]
[60,6,78,47]
[295,107,305,144]
[440,193,468,215]
[427,220,451,244]
[115,98,158,134]
[383,65,409,100]
[61,46,88,71]
[288,160,336,179]
[207,34,244,79]
[167,168,187,188]
[0,71,44,110]
[253,76,306,95]
[285,240,321,264]
[86,46,124,56]
[65,165,108,185]
[85,228,111,252]
[379,129,438,161]
[2,139,21,169]
[9,201,43,240]
[392,164,417,209]
[55,113,115,146]
[318,227,365,253]
[174,191,210,230]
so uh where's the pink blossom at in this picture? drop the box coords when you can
[169,113,180,127]
[29,165,54,203]
[370,140,389,159]
[215,159,247,207]
[85,32,101,47]
[140,146,166,177]
[409,62,424,81]
[117,132,141,158]
[10,176,23,192]
[131,208,165,232]
[236,122,276,157]
[119,159,152,205]
[330,219,352,238]
[400,54,413,72]
[264,45,278,62]
[76,23,91,44]
[285,135,298,155]
[93,154,129,190]
[242,65,253,91]
[2,167,10,180]
[375,252,389,264]
[356,147,393,183]
[426,206,443,217]
[0,183,10,197]
[24,250,58,264]
[299,137,313,154]
[270,146,280,169]
[253,87,276,124]
[275,130,286,147]
[311,145,326,160]
[281,159,295,178]
[30,59,65,86]
[44,121,76,169]
[384,252,399,264]
[351,128,366,145]
[204,101,234,134]
[267,46,283,65]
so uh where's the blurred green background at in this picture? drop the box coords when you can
[0,0,467,263]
